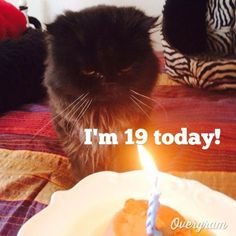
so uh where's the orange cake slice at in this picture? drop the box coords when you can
[105,199,212,236]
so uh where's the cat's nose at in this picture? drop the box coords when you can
[102,72,118,83]
[96,72,105,80]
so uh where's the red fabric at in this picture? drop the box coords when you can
[0,86,236,172]
[0,111,57,138]
[149,86,236,172]
[0,0,27,40]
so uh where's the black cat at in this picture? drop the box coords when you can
[44,5,160,179]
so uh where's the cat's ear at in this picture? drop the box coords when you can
[46,14,70,38]
[142,15,161,32]
[46,11,84,43]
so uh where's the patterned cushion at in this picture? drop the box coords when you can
[162,40,236,90]
[206,0,236,55]
[162,0,236,90]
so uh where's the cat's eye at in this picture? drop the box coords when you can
[81,70,104,80]
[117,65,133,76]
[82,70,96,76]
[121,65,133,73]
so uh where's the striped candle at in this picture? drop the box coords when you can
[146,177,162,236]
[137,145,162,236]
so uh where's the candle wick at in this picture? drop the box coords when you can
[154,175,160,194]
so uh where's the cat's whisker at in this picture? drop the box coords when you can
[131,89,169,120]
[30,93,88,140]
[69,98,89,136]
[130,96,151,120]
[66,93,89,119]
[65,93,89,131]
[71,99,93,137]
[76,99,93,123]
[70,99,93,136]
[130,94,153,110]
[130,89,156,103]
[66,98,88,133]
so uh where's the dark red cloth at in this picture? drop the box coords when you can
[149,86,236,172]
[0,0,27,40]
[0,86,236,173]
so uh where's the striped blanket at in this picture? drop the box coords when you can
[0,105,77,236]
[0,74,236,235]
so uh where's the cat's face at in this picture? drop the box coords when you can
[46,6,159,105]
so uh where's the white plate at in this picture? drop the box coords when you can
[18,171,236,236]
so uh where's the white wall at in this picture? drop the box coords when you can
[7,0,166,50]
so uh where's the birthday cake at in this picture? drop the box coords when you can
[105,199,212,236]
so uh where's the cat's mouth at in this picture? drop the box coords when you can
[93,83,129,103]
[61,83,129,105]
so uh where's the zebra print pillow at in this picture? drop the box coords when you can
[207,0,236,55]
[162,0,236,90]
[163,40,236,90]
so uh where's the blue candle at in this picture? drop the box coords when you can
[137,145,162,236]
[146,177,162,236]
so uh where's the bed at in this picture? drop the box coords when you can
[0,54,236,235]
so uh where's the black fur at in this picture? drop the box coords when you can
[46,5,159,105]
[162,0,207,55]
[0,29,46,114]
[45,6,160,179]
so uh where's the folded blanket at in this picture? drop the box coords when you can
[0,104,77,235]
